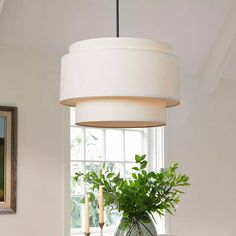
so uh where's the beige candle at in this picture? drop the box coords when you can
[99,186,104,224]
[85,194,90,233]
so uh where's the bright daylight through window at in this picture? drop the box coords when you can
[70,109,165,235]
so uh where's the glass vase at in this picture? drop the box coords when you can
[114,214,158,236]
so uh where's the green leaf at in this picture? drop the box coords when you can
[140,154,146,161]
[88,192,95,201]
[107,173,115,178]
[135,155,142,163]
[132,167,139,171]
[91,135,98,141]
[140,161,147,169]
[141,170,147,175]
[80,197,85,204]
[132,173,137,179]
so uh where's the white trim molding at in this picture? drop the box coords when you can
[201,2,236,94]
[63,108,71,236]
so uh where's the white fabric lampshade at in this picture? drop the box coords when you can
[60,37,180,128]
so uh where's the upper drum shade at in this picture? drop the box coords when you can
[60,37,180,128]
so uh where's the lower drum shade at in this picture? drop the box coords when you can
[75,98,166,128]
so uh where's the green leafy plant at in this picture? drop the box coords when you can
[73,154,190,233]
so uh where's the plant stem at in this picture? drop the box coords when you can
[137,221,143,236]
[139,220,154,236]
[126,222,136,236]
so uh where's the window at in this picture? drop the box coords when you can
[70,109,165,235]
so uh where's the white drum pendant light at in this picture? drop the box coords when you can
[60,0,180,128]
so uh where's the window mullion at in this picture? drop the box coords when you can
[145,128,154,172]
[123,129,126,178]
[157,127,164,170]
[82,127,86,194]
[103,128,106,162]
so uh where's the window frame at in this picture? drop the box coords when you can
[68,115,166,235]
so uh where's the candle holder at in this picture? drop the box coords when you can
[99,222,105,236]
[84,233,90,236]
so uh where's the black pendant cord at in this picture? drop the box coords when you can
[116,0,120,37]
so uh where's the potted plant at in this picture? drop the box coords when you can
[74,155,190,236]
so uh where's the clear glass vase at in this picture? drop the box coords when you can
[114,213,158,236]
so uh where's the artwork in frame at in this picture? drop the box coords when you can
[0,106,17,214]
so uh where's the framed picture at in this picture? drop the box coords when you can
[0,106,17,213]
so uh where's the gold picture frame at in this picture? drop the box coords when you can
[0,106,17,213]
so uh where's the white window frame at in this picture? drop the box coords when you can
[67,117,166,235]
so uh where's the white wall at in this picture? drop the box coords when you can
[0,45,69,236]
[165,76,236,236]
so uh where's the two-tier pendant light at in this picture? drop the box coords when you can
[60,0,180,128]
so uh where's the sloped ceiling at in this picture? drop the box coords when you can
[223,51,236,80]
[0,0,236,91]
[0,0,5,14]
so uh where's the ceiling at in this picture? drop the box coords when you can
[0,0,236,91]
[223,51,236,80]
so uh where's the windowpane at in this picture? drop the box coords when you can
[125,130,143,162]
[71,127,83,160]
[125,162,139,179]
[85,162,102,174]
[71,196,82,229]
[84,162,101,192]
[106,130,123,161]
[71,162,84,195]
[69,108,165,234]
[106,162,124,178]
[105,208,120,227]
[89,200,99,228]
[85,128,104,161]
